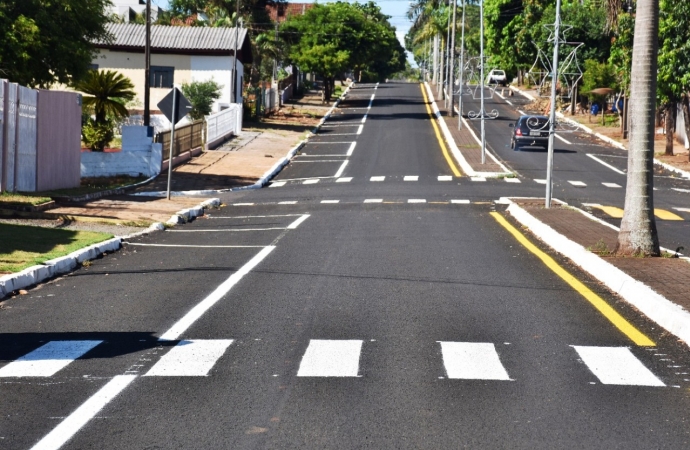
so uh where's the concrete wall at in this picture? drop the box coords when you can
[81,126,162,178]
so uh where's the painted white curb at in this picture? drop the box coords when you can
[424,82,513,178]
[504,199,690,347]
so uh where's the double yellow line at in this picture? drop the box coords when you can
[420,83,462,177]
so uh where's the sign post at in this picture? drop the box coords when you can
[157,87,192,200]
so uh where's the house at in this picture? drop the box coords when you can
[265,3,315,23]
[108,0,163,22]
[91,23,252,115]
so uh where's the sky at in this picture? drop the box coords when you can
[153,0,416,64]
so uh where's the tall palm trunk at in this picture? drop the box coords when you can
[616,0,660,256]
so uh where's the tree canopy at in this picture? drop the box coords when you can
[0,0,112,88]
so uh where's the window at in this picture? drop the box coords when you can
[150,66,174,88]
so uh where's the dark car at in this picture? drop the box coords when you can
[509,115,550,150]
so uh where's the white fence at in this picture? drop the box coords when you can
[263,87,280,114]
[206,104,242,149]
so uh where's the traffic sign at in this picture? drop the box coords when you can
[157,87,192,125]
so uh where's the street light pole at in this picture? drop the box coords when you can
[448,0,457,117]
[480,0,486,164]
[144,0,151,126]
[545,0,563,208]
[457,0,466,130]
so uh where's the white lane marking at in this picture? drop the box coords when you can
[291,160,345,163]
[296,154,347,157]
[346,141,357,156]
[279,201,298,205]
[159,246,275,341]
[334,160,349,178]
[438,175,453,181]
[361,114,367,124]
[304,141,355,145]
[471,177,487,182]
[145,340,233,376]
[568,180,587,187]
[572,346,665,386]
[439,342,512,380]
[169,228,286,232]
[297,340,363,377]
[364,199,383,203]
[208,214,303,219]
[303,179,320,185]
[320,123,361,128]
[555,134,572,145]
[336,177,352,183]
[586,154,626,175]
[233,203,255,206]
[270,181,286,188]
[534,179,547,184]
[673,207,690,213]
[602,182,622,188]
[287,214,310,229]
[505,178,521,183]
[321,200,340,204]
[316,132,357,136]
[30,375,137,450]
[517,109,526,115]
[672,188,690,193]
[370,176,385,182]
[125,243,265,248]
[505,99,514,106]
[357,125,363,135]
[272,176,334,182]
[451,200,471,204]
[404,175,419,181]
[0,341,102,377]
[408,199,427,203]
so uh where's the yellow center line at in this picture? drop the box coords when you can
[419,83,462,177]
[490,212,655,347]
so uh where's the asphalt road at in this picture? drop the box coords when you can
[2,82,690,449]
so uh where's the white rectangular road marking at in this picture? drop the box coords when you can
[602,182,622,188]
[568,180,587,187]
[439,342,511,380]
[279,201,297,205]
[334,160,349,178]
[534,179,547,184]
[438,175,453,181]
[471,177,487,182]
[145,340,233,376]
[357,124,364,135]
[159,246,275,341]
[586,154,626,175]
[370,176,385,182]
[233,203,255,206]
[505,178,521,183]
[404,176,419,181]
[336,177,352,183]
[361,114,367,124]
[673,207,690,213]
[408,199,427,203]
[287,214,310,229]
[30,375,137,450]
[321,200,340,204]
[364,199,383,203]
[451,200,471,204]
[303,179,319,185]
[347,141,357,156]
[270,181,286,188]
[125,243,265,248]
[0,341,102,377]
[297,340,363,377]
[572,346,665,386]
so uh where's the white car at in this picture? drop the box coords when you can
[486,69,507,86]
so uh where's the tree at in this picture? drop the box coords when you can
[0,0,112,88]
[181,80,223,120]
[74,70,136,152]
[616,0,661,256]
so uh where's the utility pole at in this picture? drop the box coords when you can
[144,0,151,126]
[448,0,457,117]
[545,0,563,208]
[480,0,486,164]
[457,0,466,129]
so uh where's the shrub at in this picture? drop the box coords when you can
[82,118,114,152]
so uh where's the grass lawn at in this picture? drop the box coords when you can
[0,224,113,274]
[40,175,148,197]
[0,192,52,208]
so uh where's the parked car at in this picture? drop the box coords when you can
[486,69,507,86]
[509,115,550,150]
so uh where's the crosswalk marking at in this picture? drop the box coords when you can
[279,201,297,205]
[654,209,684,221]
[0,341,102,377]
[572,346,665,386]
[297,340,363,377]
[145,340,234,377]
[404,175,419,181]
[370,176,385,182]
[505,178,521,183]
[336,177,352,183]
[602,182,622,188]
[270,181,286,188]
[586,203,684,220]
[534,179,547,184]
[439,342,511,380]
[303,179,319,185]
[408,199,426,203]
[568,180,587,187]
[674,207,690,213]
[451,199,471,204]
[471,177,487,182]
[321,200,340,204]
[364,199,383,203]
[438,175,453,181]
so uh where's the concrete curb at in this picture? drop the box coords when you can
[0,198,221,300]
[509,85,690,180]
[132,84,355,197]
[502,197,690,347]
[424,82,513,178]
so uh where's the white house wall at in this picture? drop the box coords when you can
[190,55,243,110]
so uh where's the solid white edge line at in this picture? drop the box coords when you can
[334,160,349,178]
[30,375,137,450]
[357,125,363,135]
[347,141,357,156]
[125,243,265,248]
[208,214,303,219]
[586,154,626,175]
[555,134,572,145]
[159,246,276,341]
[287,214,310,230]
[169,228,287,232]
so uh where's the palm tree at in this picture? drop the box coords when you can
[614,0,661,256]
[74,70,135,125]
